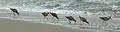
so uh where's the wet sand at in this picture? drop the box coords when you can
[0,18,83,32]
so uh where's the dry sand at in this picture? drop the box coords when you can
[0,18,83,32]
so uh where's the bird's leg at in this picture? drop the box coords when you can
[68,20,71,24]
[104,21,106,24]
[54,19,58,23]
[13,12,16,16]
[110,19,114,22]
[79,21,83,25]
[45,16,49,20]
[43,16,45,20]
[104,21,108,25]
[51,17,54,20]
[54,17,59,23]
[110,19,113,21]
[52,17,56,23]
[104,21,109,26]
[102,21,108,27]
[100,21,104,26]
[46,17,49,20]
[99,21,104,28]
[102,21,105,25]
[43,16,47,22]
[74,21,77,25]
[55,19,59,23]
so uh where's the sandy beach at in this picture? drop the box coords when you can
[0,18,84,32]
[0,9,118,32]
[0,8,110,32]
[1,0,120,32]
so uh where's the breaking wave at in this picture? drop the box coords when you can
[0,0,120,32]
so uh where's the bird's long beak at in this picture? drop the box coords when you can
[110,18,114,21]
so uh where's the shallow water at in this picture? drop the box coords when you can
[0,0,120,32]
[0,9,120,32]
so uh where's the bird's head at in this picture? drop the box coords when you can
[9,8,13,9]
[109,16,112,19]
[108,16,113,20]
[9,8,16,10]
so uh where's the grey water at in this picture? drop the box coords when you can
[0,0,120,32]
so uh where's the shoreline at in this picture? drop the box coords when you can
[0,8,116,32]
[0,18,82,32]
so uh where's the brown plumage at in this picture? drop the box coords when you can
[65,16,77,24]
[99,16,112,25]
[50,12,59,19]
[41,12,59,23]
[41,12,49,18]
[99,16,111,21]
[79,16,89,25]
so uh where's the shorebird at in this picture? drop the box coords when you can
[99,16,112,24]
[49,12,59,19]
[9,8,19,16]
[65,16,77,24]
[41,12,49,20]
[41,12,59,23]
[79,16,89,25]
[49,12,59,23]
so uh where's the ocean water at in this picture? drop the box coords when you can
[0,0,120,32]
[0,9,120,32]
